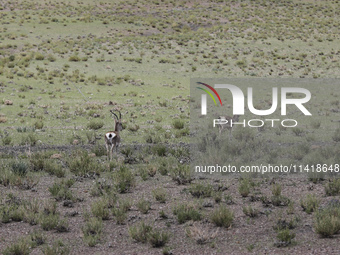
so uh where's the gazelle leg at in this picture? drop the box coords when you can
[111,144,115,161]
[105,143,110,161]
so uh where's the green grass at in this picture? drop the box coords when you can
[0,0,339,148]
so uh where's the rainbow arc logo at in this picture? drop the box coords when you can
[196,82,223,106]
[196,82,223,115]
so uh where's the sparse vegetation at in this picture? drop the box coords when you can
[2,237,31,255]
[238,179,251,197]
[0,0,339,253]
[314,203,340,237]
[325,178,340,196]
[152,187,167,203]
[211,205,234,228]
[129,221,153,243]
[173,203,201,224]
[137,197,151,214]
[82,217,103,247]
[188,183,214,198]
[113,166,135,193]
[301,194,320,214]
[275,228,296,247]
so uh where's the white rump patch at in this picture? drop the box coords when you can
[106,132,116,140]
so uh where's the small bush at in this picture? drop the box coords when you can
[243,206,259,217]
[43,200,57,215]
[68,150,102,177]
[186,224,218,245]
[34,120,44,129]
[152,188,167,203]
[91,144,106,157]
[325,178,340,196]
[47,54,57,62]
[271,195,291,207]
[158,158,173,176]
[308,171,325,184]
[188,183,214,198]
[0,116,7,123]
[148,229,170,248]
[271,184,282,196]
[314,204,340,237]
[48,179,75,201]
[44,160,65,178]
[273,218,298,231]
[138,167,149,181]
[120,146,134,158]
[310,119,321,129]
[56,219,69,232]
[35,52,45,60]
[42,239,70,255]
[238,179,251,197]
[112,207,127,225]
[82,217,103,247]
[90,179,111,197]
[2,237,30,255]
[91,198,110,220]
[29,152,46,172]
[10,205,25,222]
[173,203,201,224]
[152,144,167,157]
[40,213,60,231]
[128,124,140,132]
[147,164,157,177]
[137,198,151,214]
[170,164,192,185]
[68,55,81,62]
[129,221,153,243]
[87,120,104,130]
[236,59,247,68]
[172,119,184,129]
[145,133,162,144]
[271,184,290,206]
[211,205,234,228]
[11,160,29,176]
[30,230,45,248]
[332,128,340,142]
[275,228,295,247]
[118,199,132,212]
[300,194,320,214]
[214,191,222,203]
[113,166,135,193]
[2,135,12,145]
[292,127,304,136]
[20,133,38,146]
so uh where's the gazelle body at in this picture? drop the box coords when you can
[105,110,122,161]
[217,115,240,139]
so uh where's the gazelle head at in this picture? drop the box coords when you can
[110,110,123,132]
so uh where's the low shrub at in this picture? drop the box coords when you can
[173,203,201,224]
[210,205,234,228]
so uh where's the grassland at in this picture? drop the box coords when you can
[0,0,340,254]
